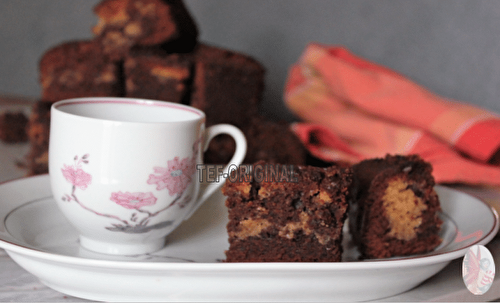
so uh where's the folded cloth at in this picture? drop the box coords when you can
[285,43,500,186]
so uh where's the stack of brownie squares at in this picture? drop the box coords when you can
[26,0,307,176]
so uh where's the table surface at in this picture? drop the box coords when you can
[0,99,499,302]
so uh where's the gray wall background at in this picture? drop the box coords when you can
[1,0,500,121]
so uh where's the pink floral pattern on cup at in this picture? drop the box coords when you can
[110,191,157,210]
[60,148,197,234]
[61,154,92,190]
[147,156,196,196]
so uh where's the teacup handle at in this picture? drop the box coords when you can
[184,124,247,219]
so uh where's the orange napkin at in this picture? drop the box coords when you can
[285,43,500,186]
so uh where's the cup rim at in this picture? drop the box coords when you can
[51,97,205,124]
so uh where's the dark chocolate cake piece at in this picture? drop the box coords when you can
[244,117,307,165]
[190,43,265,129]
[124,47,193,103]
[39,40,124,102]
[0,111,28,143]
[93,0,198,61]
[349,154,442,259]
[204,116,307,165]
[26,101,52,175]
[28,2,270,178]
[223,162,352,262]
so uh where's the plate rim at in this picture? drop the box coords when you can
[0,174,498,272]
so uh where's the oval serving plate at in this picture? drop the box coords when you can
[0,175,497,302]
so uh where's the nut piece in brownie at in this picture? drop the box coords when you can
[349,154,443,259]
[223,162,352,262]
[40,40,124,102]
[93,0,198,61]
[0,111,28,143]
[26,101,52,175]
[190,43,265,129]
[124,47,193,103]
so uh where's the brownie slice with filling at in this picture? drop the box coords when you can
[223,162,352,262]
[349,154,443,259]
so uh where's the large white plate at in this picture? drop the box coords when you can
[0,175,497,302]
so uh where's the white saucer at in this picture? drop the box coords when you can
[0,175,498,302]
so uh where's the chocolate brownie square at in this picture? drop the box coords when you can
[204,116,307,165]
[124,47,193,103]
[26,101,52,175]
[0,111,28,143]
[223,162,352,262]
[190,43,265,129]
[349,154,443,259]
[39,40,124,102]
[93,0,198,61]
[244,117,306,165]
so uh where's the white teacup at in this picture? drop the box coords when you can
[49,97,246,255]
